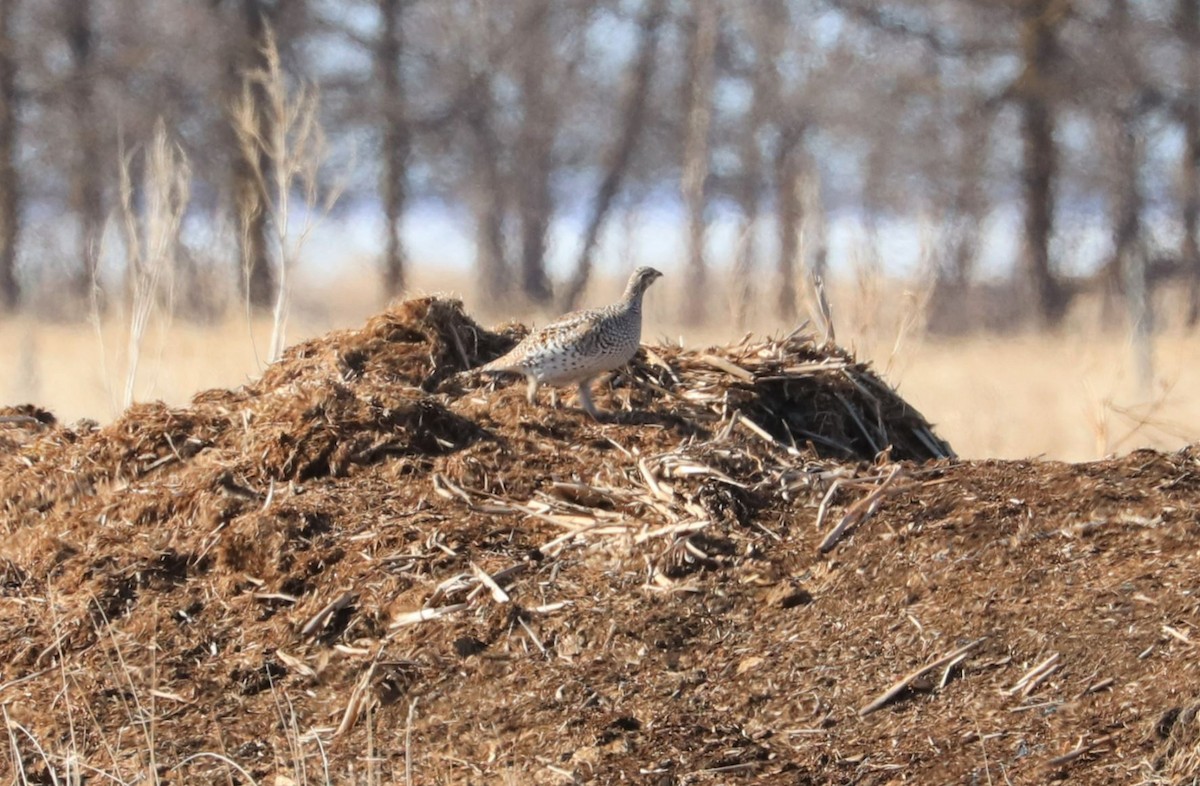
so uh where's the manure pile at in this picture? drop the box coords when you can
[0,297,1198,784]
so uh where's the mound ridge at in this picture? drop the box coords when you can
[0,298,1196,784]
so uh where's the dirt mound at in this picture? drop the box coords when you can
[0,298,1195,784]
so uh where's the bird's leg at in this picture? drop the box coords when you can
[525,376,539,406]
[577,379,602,421]
[549,388,560,409]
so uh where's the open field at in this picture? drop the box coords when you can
[3,270,1197,462]
[1,296,1199,784]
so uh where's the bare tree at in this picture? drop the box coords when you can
[0,0,19,311]
[65,0,105,307]
[947,108,990,287]
[561,0,667,310]
[1017,0,1070,326]
[680,0,719,326]
[731,138,761,326]
[1111,106,1153,387]
[730,0,784,327]
[1102,0,1153,386]
[464,81,510,302]
[1179,0,1200,325]
[829,0,1075,327]
[762,1,816,323]
[377,0,409,299]
[926,104,993,334]
[0,0,1188,337]
[427,0,561,305]
[774,126,803,322]
[224,0,277,310]
[513,0,554,305]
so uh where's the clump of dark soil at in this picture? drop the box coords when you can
[0,297,1195,785]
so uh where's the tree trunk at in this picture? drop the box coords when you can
[1179,0,1200,325]
[927,108,991,335]
[228,0,275,311]
[66,0,105,309]
[561,0,666,310]
[378,0,409,299]
[731,147,760,328]
[1113,113,1152,389]
[732,1,784,328]
[680,0,719,326]
[514,0,554,305]
[775,130,802,322]
[800,165,828,282]
[0,0,19,311]
[1106,0,1153,387]
[465,94,509,302]
[1018,0,1069,326]
[950,112,989,286]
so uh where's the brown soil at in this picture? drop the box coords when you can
[0,297,1197,785]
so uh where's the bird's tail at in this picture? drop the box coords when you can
[446,359,506,385]
[477,355,515,375]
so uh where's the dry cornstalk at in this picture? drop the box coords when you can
[1020,663,1061,698]
[733,412,803,457]
[390,602,470,628]
[334,661,378,737]
[0,415,40,425]
[1163,624,1194,646]
[469,561,512,603]
[698,353,754,382]
[859,636,986,717]
[1008,653,1060,695]
[148,689,192,704]
[1045,734,1113,768]
[819,465,905,553]
[638,457,674,501]
[275,649,317,679]
[300,589,354,639]
[1075,677,1114,699]
[528,601,572,614]
[633,519,709,544]
[517,616,546,655]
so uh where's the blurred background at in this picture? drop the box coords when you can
[0,0,1197,460]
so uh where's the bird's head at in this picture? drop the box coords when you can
[625,266,664,298]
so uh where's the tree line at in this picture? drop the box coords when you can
[0,0,1195,330]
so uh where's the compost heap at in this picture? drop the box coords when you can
[1,297,1198,785]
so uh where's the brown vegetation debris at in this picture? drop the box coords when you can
[0,298,1196,784]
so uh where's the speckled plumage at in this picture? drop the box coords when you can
[480,266,663,418]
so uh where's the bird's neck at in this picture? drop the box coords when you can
[620,286,645,313]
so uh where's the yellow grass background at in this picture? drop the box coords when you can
[3,266,1196,462]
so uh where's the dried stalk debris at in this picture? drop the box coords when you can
[0,298,1197,784]
[858,637,987,716]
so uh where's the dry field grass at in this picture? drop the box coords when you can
[2,267,1196,462]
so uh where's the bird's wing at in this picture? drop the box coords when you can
[482,308,607,372]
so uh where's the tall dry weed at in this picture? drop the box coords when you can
[232,26,340,364]
[119,118,191,409]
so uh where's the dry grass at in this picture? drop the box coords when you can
[4,266,1196,462]
[867,332,1200,462]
